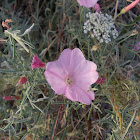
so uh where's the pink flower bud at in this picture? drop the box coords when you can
[92,3,100,12]
[96,77,105,84]
[18,76,27,85]
[121,0,140,14]
[3,95,21,101]
[31,54,45,70]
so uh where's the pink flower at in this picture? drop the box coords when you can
[3,96,21,101]
[31,54,45,70]
[77,0,98,8]
[18,76,27,85]
[44,48,99,105]
[133,42,140,51]
[95,77,105,84]
[92,3,100,12]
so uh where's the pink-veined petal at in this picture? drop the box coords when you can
[86,91,95,100]
[45,61,67,95]
[44,61,66,95]
[44,70,67,95]
[58,48,86,74]
[59,48,97,75]
[92,3,100,12]
[65,85,93,105]
[77,0,98,8]
[57,48,72,73]
[73,60,98,75]
[73,59,99,91]
[46,60,66,80]
[75,71,99,91]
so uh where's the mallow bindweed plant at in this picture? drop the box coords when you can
[0,0,140,139]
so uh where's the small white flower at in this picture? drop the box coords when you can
[84,30,88,34]
[83,12,118,43]
[100,39,103,43]
[105,40,109,43]
[91,34,94,38]
[83,26,86,29]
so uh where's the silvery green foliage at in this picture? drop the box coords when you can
[83,12,118,43]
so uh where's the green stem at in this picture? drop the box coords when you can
[113,12,122,20]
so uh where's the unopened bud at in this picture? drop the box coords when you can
[121,0,140,14]
[3,95,21,101]
[18,76,27,85]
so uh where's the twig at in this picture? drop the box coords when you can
[114,0,119,18]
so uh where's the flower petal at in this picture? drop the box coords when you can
[45,61,67,95]
[86,91,95,100]
[59,48,98,75]
[57,49,72,73]
[46,60,66,80]
[31,54,45,70]
[77,0,98,8]
[75,71,99,91]
[74,60,99,91]
[65,85,94,105]
[74,60,98,75]
[92,3,100,12]
[58,48,85,74]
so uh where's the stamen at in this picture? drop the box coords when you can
[65,77,73,85]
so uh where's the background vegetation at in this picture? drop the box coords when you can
[0,0,140,139]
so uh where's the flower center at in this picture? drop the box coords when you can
[65,77,73,85]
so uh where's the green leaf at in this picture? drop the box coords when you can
[88,105,93,120]
[0,68,22,73]
[127,102,140,111]
[14,36,29,53]
[20,23,34,36]
[31,103,44,114]
[50,116,57,140]
[122,110,137,140]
